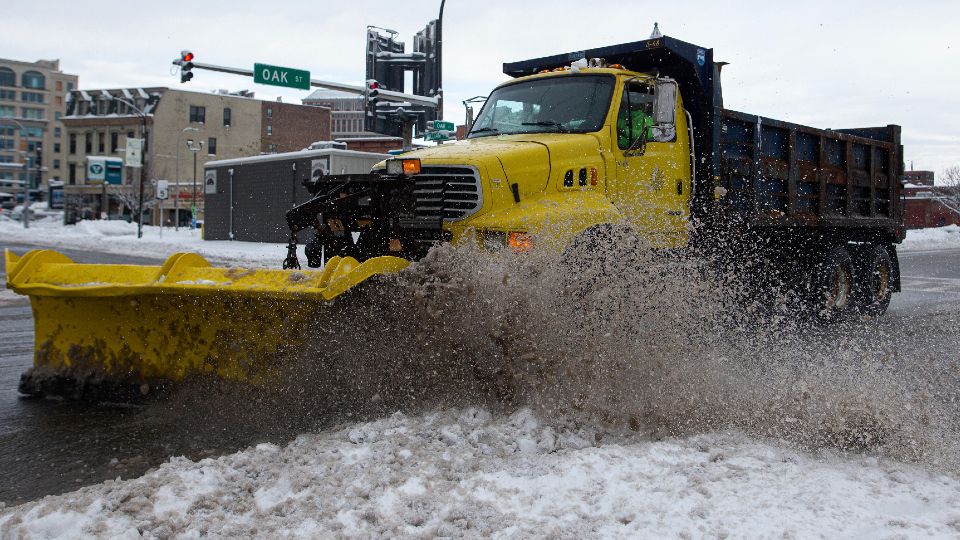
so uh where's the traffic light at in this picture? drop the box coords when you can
[365,79,381,111]
[34,143,42,165]
[179,50,195,83]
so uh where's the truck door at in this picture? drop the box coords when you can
[609,79,691,248]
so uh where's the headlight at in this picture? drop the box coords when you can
[481,230,506,251]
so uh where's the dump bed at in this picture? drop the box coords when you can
[717,110,903,240]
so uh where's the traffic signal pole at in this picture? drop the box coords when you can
[184,61,439,108]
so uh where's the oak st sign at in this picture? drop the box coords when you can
[253,63,311,90]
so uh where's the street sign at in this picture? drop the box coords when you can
[423,130,453,142]
[253,63,311,90]
[125,138,143,167]
[427,120,455,131]
[86,157,124,184]
[87,159,106,183]
[156,180,169,200]
[204,170,217,194]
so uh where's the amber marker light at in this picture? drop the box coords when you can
[590,167,598,186]
[402,158,421,175]
[507,231,534,253]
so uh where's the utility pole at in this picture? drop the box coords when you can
[187,139,204,230]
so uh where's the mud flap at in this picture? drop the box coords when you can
[4,249,410,396]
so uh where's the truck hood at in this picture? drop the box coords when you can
[408,133,602,197]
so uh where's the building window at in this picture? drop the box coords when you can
[54,142,60,153]
[0,68,15,87]
[0,105,14,118]
[22,107,44,120]
[54,127,61,137]
[110,132,118,152]
[266,107,273,118]
[56,81,62,92]
[69,133,76,154]
[55,96,62,106]
[21,92,44,103]
[0,89,14,100]
[189,105,205,123]
[21,126,43,138]
[207,137,217,155]
[84,133,91,153]
[68,163,76,184]
[0,124,14,136]
[98,132,105,153]
[55,112,62,121]
[268,143,277,153]
[66,82,74,92]
[223,107,231,127]
[22,71,45,90]
[266,125,272,136]
[53,159,60,169]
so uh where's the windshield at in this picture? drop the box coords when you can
[468,74,615,138]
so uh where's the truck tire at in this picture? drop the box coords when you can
[852,244,893,316]
[804,246,856,323]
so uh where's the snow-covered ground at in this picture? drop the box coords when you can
[0,216,296,267]
[3,219,960,537]
[901,224,960,251]
[1,409,958,538]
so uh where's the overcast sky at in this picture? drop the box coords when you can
[6,0,958,173]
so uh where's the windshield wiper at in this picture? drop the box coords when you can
[469,127,500,136]
[521,121,570,133]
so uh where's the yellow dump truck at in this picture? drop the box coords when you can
[7,34,903,399]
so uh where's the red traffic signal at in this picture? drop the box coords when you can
[181,51,195,63]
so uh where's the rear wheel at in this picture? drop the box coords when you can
[804,246,856,323]
[853,244,893,316]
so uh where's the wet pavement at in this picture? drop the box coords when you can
[1,241,959,505]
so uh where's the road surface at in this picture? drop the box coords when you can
[1,240,959,504]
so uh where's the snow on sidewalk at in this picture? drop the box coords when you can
[1,409,958,538]
[901,224,960,252]
[0,217,295,268]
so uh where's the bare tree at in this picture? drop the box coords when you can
[109,183,159,217]
[941,166,960,216]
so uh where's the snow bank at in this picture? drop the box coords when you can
[0,219,299,268]
[901,224,960,251]
[1,409,958,538]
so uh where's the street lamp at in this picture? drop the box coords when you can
[6,118,34,229]
[107,95,150,239]
[175,127,199,231]
[186,139,204,230]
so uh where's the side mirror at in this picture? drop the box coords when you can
[653,81,677,125]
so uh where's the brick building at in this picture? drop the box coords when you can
[61,87,331,225]
[261,100,331,154]
[902,170,960,228]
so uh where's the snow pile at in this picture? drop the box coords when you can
[901,224,960,251]
[0,219,297,267]
[1,408,958,538]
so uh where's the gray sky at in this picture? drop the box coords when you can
[6,0,958,173]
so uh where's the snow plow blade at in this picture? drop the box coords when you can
[4,249,409,400]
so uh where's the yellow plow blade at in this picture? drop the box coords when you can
[4,249,409,398]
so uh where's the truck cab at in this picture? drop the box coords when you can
[398,65,693,251]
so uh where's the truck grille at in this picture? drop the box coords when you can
[413,166,483,221]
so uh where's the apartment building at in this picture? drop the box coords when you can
[0,58,77,197]
[62,87,331,224]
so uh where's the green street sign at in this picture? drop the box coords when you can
[428,120,455,131]
[424,130,451,141]
[253,63,311,90]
